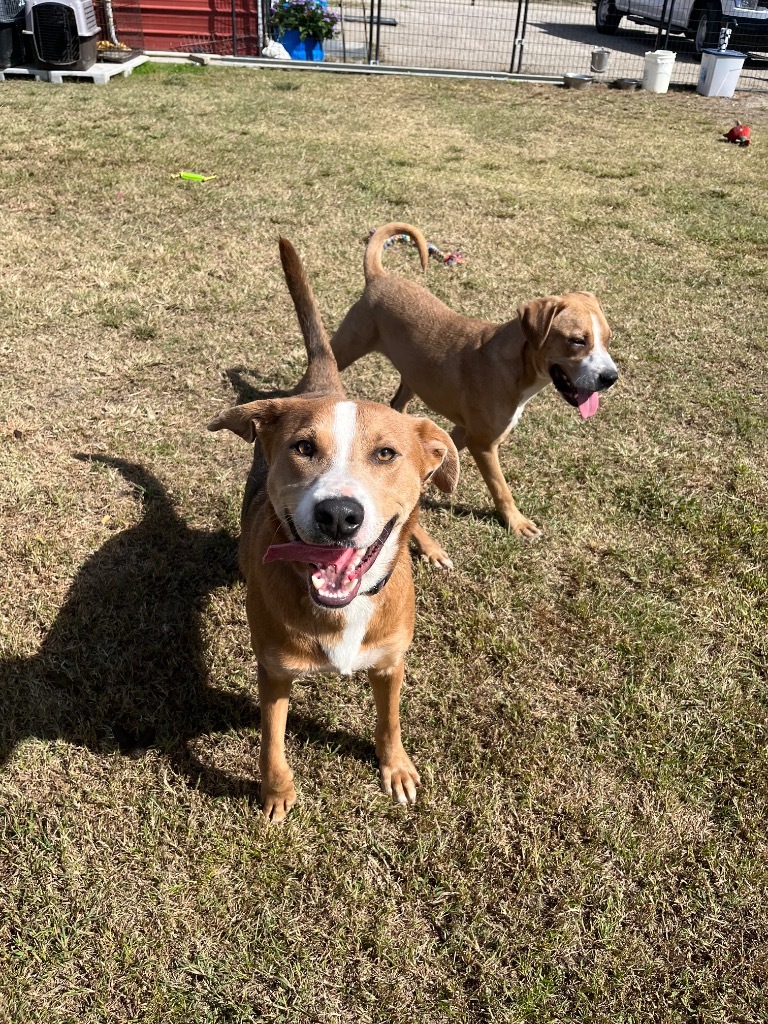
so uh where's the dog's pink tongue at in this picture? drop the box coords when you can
[577,390,599,420]
[263,542,358,570]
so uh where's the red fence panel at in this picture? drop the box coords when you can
[138,0,261,55]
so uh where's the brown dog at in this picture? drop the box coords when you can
[331,223,619,567]
[208,238,459,821]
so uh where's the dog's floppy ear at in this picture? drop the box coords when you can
[412,418,460,494]
[518,296,565,347]
[207,399,286,443]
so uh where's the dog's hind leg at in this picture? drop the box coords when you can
[331,299,378,371]
[390,380,415,413]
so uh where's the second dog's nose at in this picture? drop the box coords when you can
[314,497,365,541]
[597,368,619,390]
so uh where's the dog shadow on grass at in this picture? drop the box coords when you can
[224,365,293,404]
[422,495,499,526]
[0,455,374,802]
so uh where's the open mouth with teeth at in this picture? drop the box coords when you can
[549,365,599,420]
[262,517,397,608]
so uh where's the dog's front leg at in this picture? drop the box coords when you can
[411,523,454,569]
[369,659,421,806]
[409,422,466,569]
[257,663,297,822]
[467,438,542,540]
[390,379,415,413]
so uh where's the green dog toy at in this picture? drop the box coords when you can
[173,172,217,182]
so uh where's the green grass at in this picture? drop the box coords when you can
[0,67,767,1023]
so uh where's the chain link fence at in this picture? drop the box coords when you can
[316,0,768,90]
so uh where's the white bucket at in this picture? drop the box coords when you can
[697,48,747,98]
[642,49,676,94]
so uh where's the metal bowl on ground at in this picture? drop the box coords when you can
[613,77,641,90]
[564,73,594,89]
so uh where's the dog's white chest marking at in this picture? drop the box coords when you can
[508,382,548,432]
[321,595,376,675]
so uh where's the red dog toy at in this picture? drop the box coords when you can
[725,122,751,146]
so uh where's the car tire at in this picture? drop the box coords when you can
[694,2,722,54]
[596,0,621,34]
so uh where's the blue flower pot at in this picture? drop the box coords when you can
[278,29,324,62]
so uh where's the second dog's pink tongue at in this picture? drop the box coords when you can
[577,390,599,419]
[263,542,358,569]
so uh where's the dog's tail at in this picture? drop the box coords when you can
[364,223,429,285]
[279,236,345,398]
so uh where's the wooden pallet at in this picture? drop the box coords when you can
[0,54,147,85]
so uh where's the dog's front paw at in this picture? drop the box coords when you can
[379,751,421,806]
[260,773,297,822]
[420,546,453,570]
[411,525,454,569]
[509,514,542,540]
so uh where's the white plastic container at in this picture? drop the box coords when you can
[642,49,676,93]
[697,48,747,98]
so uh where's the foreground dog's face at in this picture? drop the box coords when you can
[519,293,618,419]
[209,397,458,609]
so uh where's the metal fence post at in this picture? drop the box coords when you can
[661,0,677,49]
[374,0,382,62]
[516,0,530,73]
[366,0,374,62]
[510,0,524,71]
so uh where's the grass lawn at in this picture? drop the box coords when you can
[1,64,767,1022]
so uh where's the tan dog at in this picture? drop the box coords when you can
[332,223,619,567]
[208,238,459,821]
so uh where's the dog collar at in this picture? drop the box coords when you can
[363,570,393,596]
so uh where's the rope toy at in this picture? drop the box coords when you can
[372,230,465,267]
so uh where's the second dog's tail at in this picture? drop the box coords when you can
[278,236,345,398]
[364,223,429,285]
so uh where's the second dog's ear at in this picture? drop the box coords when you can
[207,399,285,443]
[412,418,460,494]
[518,296,564,346]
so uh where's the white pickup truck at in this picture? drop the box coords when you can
[595,0,768,54]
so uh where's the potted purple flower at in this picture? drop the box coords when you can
[269,0,339,62]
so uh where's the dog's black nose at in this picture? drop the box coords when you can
[597,368,619,390]
[314,497,365,541]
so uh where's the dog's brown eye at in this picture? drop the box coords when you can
[294,440,315,458]
[571,337,587,347]
[375,447,398,463]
